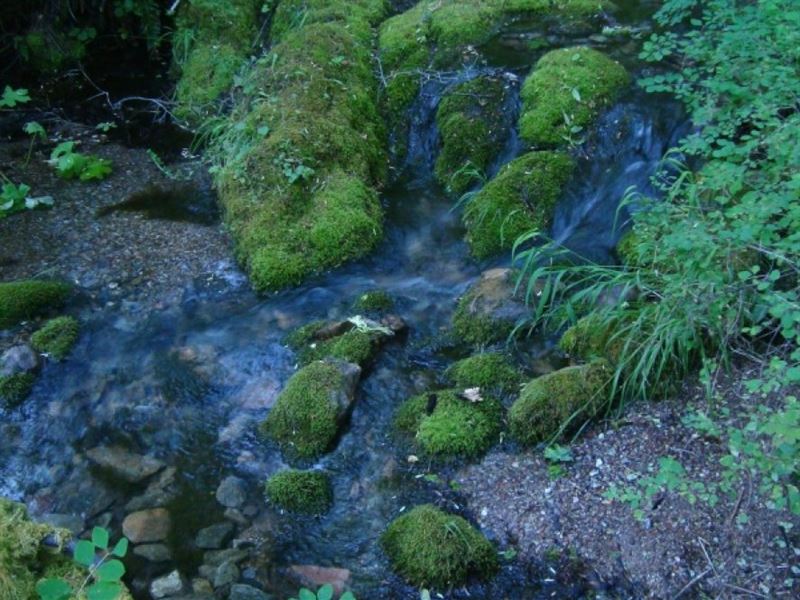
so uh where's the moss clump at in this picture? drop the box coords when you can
[31,316,79,361]
[559,314,625,364]
[435,76,510,195]
[0,373,35,408]
[445,353,523,397]
[265,470,333,514]
[519,46,630,147]
[0,280,71,330]
[381,504,498,588]
[261,360,359,459]
[394,390,502,459]
[286,321,384,367]
[173,0,261,124]
[616,229,639,265]
[463,151,573,259]
[509,359,611,445]
[353,289,394,312]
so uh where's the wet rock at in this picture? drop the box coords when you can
[125,467,179,511]
[224,508,249,526]
[196,522,235,549]
[229,584,272,600]
[288,565,351,596]
[40,513,84,535]
[314,320,355,340]
[150,570,185,599]
[192,579,214,595]
[214,560,240,588]
[133,543,172,562]
[122,508,171,543]
[204,548,249,567]
[0,344,39,376]
[216,476,247,508]
[86,445,165,483]
[381,314,408,334]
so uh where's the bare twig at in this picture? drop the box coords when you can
[670,567,711,600]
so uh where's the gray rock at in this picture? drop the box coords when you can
[40,513,84,535]
[196,522,234,549]
[223,508,249,526]
[213,560,239,588]
[192,579,214,595]
[215,476,247,508]
[229,584,272,600]
[150,570,185,599]
[122,508,171,543]
[86,445,165,483]
[133,543,172,562]
[125,467,178,511]
[203,548,249,567]
[1,344,39,376]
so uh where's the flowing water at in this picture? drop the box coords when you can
[1,2,687,598]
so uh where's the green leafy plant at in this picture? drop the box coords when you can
[290,584,355,600]
[543,443,574,478]
[36,527,128,600]
[23,121,47,165]
[0,181,54,219]
[0,85,30,108]
[48,142,113,181]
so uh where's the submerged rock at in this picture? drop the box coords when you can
[122,508,172,543]
[0,344,39,376]
[85,445,165,483]
[196,522,235,549]
[150,569,186,599]
[288,565,351,597]
[133,543,172,562]
[216,476,247,509]
[229,583,272,600]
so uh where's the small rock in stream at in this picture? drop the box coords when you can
[288,565,351,596]
[214,560,240,588]
[150,570,185,599]
[196,522,235,549]
[229,584,272,600]
[133,543,172,562]
[0,344,39,376]
[122,508,171,543]
[216,476,247,508]
[85,445,165,483]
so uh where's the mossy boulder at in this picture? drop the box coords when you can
[352,289,394,312]
[519,46,630,147]
[0,280,71,330]
[445,352,523,397]
[381,504,498,588]
[435,76,511,194]
[0,373,35,409]
[261,359,361,459]
[463,151,573,258]
[509,359,611,445]
[285,317,397,367]
[31,316,79,361]
[395,389,502,458]
[559,314,626,365]
[265,470,333,514]
[452,268,529,346]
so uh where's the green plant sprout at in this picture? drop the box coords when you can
[290,584,356,600]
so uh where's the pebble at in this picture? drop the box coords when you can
[150,570,185,599]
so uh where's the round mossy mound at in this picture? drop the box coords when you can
[394,389,502,458]
[445,352,523,397]
[463,151,574,259]
[381,504,498,588]
[0,280,71,330]
[265,470,333,514]
[31,316,79,361]
[0,373,36,409]
[285,321,383,367]
[509,359,612,445]
[353,289,394,312]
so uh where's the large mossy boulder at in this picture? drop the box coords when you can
[381,504,498,588]
[394,389,502,458]
[435,75,512,194]
[445,352,524,397]
[261,359,361,459]
[265,470,333,515]
[509,359,611,445]
[519,46,630,147]
[463,151,573,258]
[452,268,530,346]
[0,280,71,330]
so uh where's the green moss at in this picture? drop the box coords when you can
[30,316,79,361]
[394,390,502,458]
[261,360,358,459]
[463,151,573,259]
[174,43,245,122]
[519,46,630,147]
[445,353,523,397]
[381,504,498,588]
[0,373,35,409]
[509,359,611,445]
[353,289,394,312]
[435,76,510,194]
[616,229,639,265]
[265,470,333,514]
[559,314,625,364]
[0,280,71,330]
[286,321,384,366]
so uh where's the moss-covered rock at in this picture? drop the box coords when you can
[0,280,71,330]
[452,268,529,346]
[261,359,361,459]
[519,46,630,147]
[381,504,498,588]
[173,0,261,124]
[395,389,502,458]
[509,359,611,445]
[353,289,394,312]
[0,373,35,409]
[285,318,394,367]
[265,470,333,514]
[210,2,389,292]
[435,76,511,194]
[559,314,625,365]
[445,352,523,397]
[30,316,79,361]
[463,151,573,258]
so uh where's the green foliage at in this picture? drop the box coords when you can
[518,46,630,147]
[290,584,356,600]
[381,504,498,588]
[48,142,112,182]
[1,182,54,219]
[543,443,573,477]
[0,85,30,108]
[37,527,128,600]
[0,280,72,329]
[0,373,35,408]
[444,352,523,397]
[31,316,80,361]
[265,470,333,514]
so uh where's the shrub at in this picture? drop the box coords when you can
[265,470,333,514]
[31,316,79,361]
[0,280,71,329]
[381,504,498,588]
